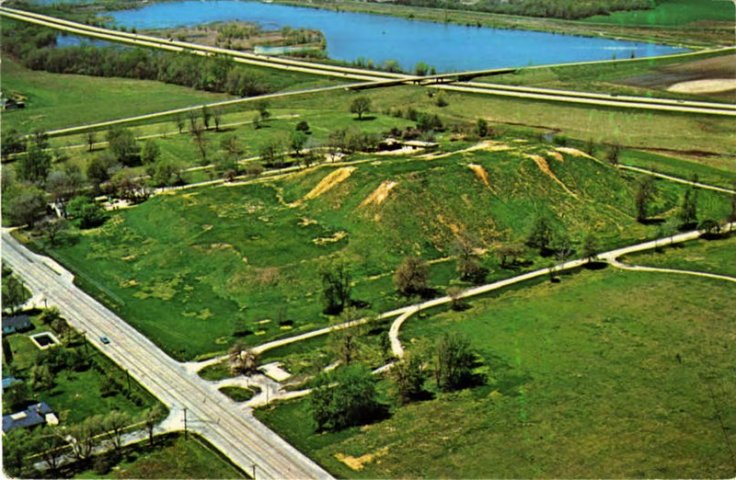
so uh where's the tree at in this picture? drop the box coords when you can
[606,143,621,165]
[67,196,107,228]
[3,335,13,365]
[141,139,160,165]
[551,231,574,263]
[526,215,555,255]
[496,243,525,268]
[220,134,243,158]
[5,187,46,227]
[202,105,212,129]
[391,353,428,404]
[191,122,209,165]
[453,238,487,284]
[33,427,67,475]
[228,341,259,375]
[729,183,736,222]
[152,159,184,186]
[39,307,62,326]
[678,186,698,229]
[30,364,55,390]
[3,428,34,478]
[394,256,429,297]
[349,96,372,120]
[259,139,284,166]
[255,100,271,121]
[295,120,310,134]
[87,153,119,192]
[175,114,185,134]
[104,410,130,452]
[68,415,105,461]
[321,261,352,315]
[434,333,478,392]
[476,118,489,138]
[38,218,70,246]
[1,128,26,161]
[144,405,164,445]
[414,61,430,76]
[17,144,52,184]
[635,176,657,222]
[581,232,599,262]
[2,273,31,314]
[107,127,140,166]
[110,168,149,202]
[213,107,223,131]
[86,131,97,152]
[46,167,84,204]
[5,381,30,411]
[328,308,363,365]
[291,130,308,157]
[310,365,383,432]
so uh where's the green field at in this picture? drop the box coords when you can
[74,434,247,479]
[256,269,736,478]
[39,137,732,360]
[625,233,736,277]
[584,0,735,26]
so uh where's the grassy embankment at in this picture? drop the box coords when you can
[1,313,159,424]
[255,268,736,478]
[40,135,733,360]
[74,433,247,479]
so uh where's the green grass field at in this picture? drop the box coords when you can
[584,0,735,26]
[625,234,736,277]
[74,434,247,479]
[255,269,736,478]
[40,137,732,360]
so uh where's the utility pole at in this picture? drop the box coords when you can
[183,407,188,439]
[252,464,256,480]
[125,369,131,393]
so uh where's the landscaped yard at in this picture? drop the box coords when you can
[256,269,736,478]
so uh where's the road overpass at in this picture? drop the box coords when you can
[1,231,334,480]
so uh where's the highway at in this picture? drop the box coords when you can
[1,231,334,480]
[2,6,735,119]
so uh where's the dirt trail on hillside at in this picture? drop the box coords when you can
[421,140,511,160]
[360,180,398,207]
[468,163,491,188]
[301,167,356,202]
[525,154,578,198]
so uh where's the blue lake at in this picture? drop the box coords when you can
[93,1,686,72]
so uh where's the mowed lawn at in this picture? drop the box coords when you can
[625,234,736,277]
[256,269,736,478]
[44,144,732,360]
[74,434,246,479]
[0,59,230,133]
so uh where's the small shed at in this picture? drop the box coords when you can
[2,315,33,335]
[2,377,22,389]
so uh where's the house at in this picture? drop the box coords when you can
[2,403,58,433]
[403,140,439,150]
[2,315,33,335]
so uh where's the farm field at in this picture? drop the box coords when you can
[583,0,735,26]
[256,268,736,478]
[38,140,732,360]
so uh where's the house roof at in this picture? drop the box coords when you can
[2,403,53,432]
[2,377,22,389]
[2,315,31,330]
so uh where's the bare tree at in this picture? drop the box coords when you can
[104,410,130,452]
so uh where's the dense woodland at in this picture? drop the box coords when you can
[365,0,652,20]
[1,22,273,97]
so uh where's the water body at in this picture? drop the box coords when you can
[75,0,688,72]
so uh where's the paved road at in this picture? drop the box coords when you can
[1,232,334,480]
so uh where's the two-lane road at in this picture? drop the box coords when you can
[1,231,333,480]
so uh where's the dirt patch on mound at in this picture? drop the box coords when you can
[302,167,355,201]
[361,181,398,207]
[468,163,491,188]
[667,79,736,94]
[313,231,348,245]
[422,140,511,160]
[525,154,578,198]
[335,447,388,471]
[545,150,564,162]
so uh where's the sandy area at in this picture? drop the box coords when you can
[361,180,398,207]
[667,79,736,94]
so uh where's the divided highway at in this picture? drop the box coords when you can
[1,231,334,480]
[2,6,735,117]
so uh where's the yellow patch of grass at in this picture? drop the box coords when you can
[360,181,398,207]
[334,447,389,471]
[467,163,491,188]
[313,231,348,245]
[302,167,356,202]
[546,150,565,162]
